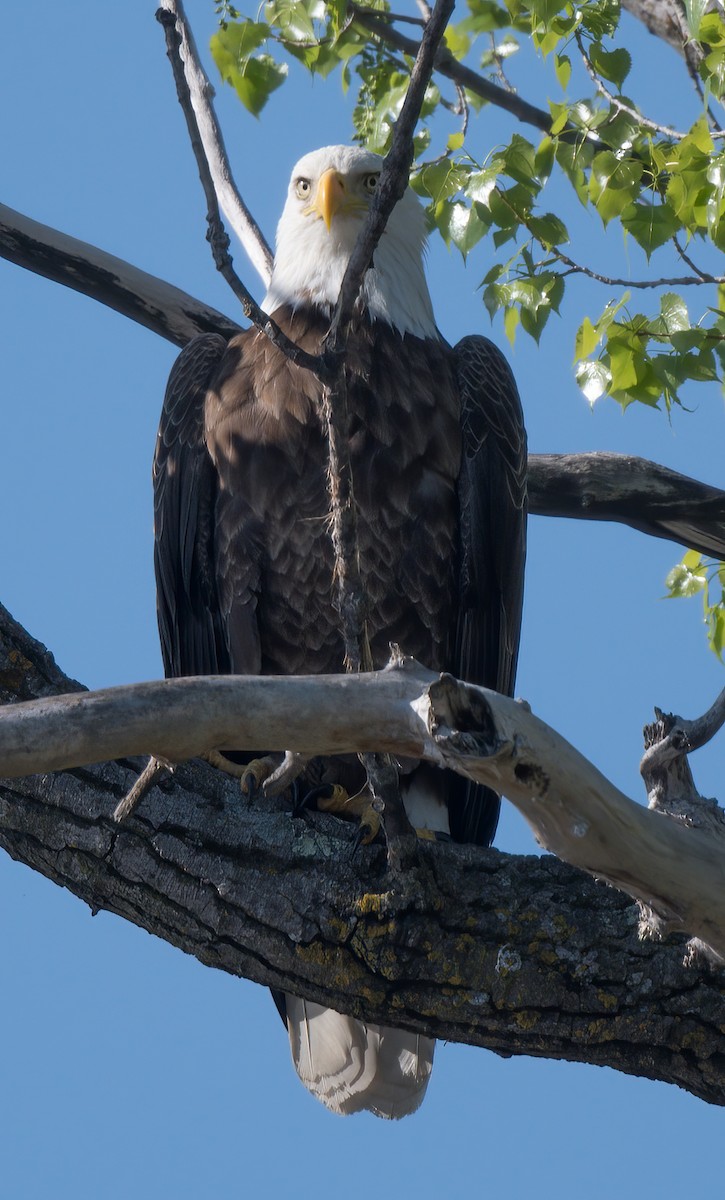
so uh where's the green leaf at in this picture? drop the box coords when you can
[504,304,520,346]
[659,292,690,334]
[575,359,611,404]
[554,53,571,89]
[269,0,315,42]
[588,152,642,224]
[416,160,467,203]
[684,0,709,37]
[211,24,287,116]
[528,212,569,247]
[621,201,681,256]
[527,0,563,27]
[465,166,500,205]
[502,135,538,190]
[588,41,631,89]
[575,316,600,359]
[665,560,707,598]
[442,201,490,257]
[579,0,621,38]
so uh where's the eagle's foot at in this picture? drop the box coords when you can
[239,754,279,796]
[263,751,309,798]
[204,749,250,779]
[312,784,381,848]
[240,751,309,798]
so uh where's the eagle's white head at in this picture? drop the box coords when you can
[263,144,437,340]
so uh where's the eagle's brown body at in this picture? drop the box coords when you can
[206,306,460,679]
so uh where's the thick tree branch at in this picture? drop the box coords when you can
[527,453,725,560]
[1,604,724,1107]
[0,204,241,346]
[2,608,724,959]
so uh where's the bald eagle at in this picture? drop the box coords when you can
[154,145,526,1118]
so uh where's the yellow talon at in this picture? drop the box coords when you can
[240,756,276,796]
[316,785,381,845]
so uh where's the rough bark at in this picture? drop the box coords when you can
[621,0,689,55]
[1,604,725,1108]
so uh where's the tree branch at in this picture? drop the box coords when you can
[326,0,456,351]
[0,203,241,347]
[347,3,553,133]
[157,0,274,286]
[527,452,725,560]
[1,603,724,1107]
[156,5,325,378]
[2,613,724,959]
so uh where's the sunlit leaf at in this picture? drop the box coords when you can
[575,359,611,404]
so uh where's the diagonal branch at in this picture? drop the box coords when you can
[156,5,326,378]
[157,0,274,286]
[325,0,456,353]
[3,211,725,561]
[0,203,241,347]
[347,3,553,133]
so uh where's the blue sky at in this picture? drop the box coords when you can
[1,3,723,1197]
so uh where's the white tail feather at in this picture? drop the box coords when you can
[285,997,434,1118]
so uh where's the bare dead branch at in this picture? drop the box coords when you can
[0,203,241,347]
[157,0,273,284]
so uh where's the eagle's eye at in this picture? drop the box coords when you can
[362,173,380,195]
[295,177,311,200]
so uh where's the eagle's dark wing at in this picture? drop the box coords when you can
[153,333,231,679]
[447,334,527,847]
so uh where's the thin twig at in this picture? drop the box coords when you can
[354,5,426,26]
[575,30,693,140]
[672,234,716,283]
[316,0,457,845]
[158,0,274,285]
[552,245,724,288]
[316,0,457,678]
[348,2,553,133]
[328,0,456,351]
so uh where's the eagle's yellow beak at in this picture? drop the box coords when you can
[313,168,346,230]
